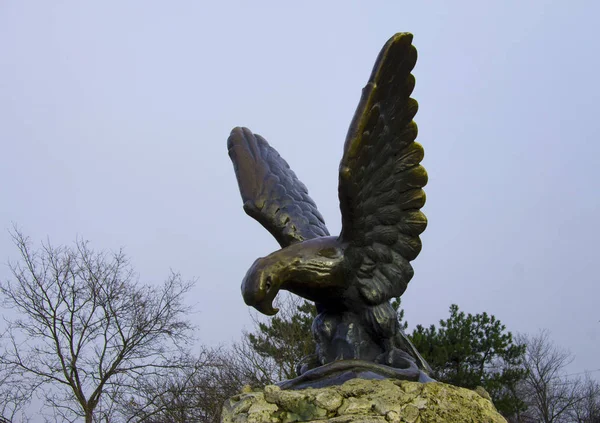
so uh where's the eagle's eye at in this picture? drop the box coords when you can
[265,276,272,291]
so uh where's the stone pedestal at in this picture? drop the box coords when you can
[221,379,507,423]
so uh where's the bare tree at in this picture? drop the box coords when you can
[116,348,252,423]
[115,295,318,423]
[0,362,33,423]
[0,230,195,423]
[569,375,600,423]
[516,330,586,423]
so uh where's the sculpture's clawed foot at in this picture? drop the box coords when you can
[375,347,417,370]
[295,353,321,376]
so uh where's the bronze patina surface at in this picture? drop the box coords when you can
[228,33,432,388]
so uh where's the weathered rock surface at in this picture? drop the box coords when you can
[221,378,507,423]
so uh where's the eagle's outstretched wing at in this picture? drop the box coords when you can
[338,33,428,305]
[228,127,330,248]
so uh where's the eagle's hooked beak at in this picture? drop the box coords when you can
[241,261,281,316]
[253,275,280,316]
[255,297,279,316]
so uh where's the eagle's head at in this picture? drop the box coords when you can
[241,254,284,316]
[241,237,345,316]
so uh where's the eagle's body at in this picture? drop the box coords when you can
[228,33,433,381]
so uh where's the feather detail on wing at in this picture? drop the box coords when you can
[338,33,427,305]
[228,127,330,248]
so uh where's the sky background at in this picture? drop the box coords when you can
[1,0,598,393]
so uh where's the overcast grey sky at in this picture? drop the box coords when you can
[1,0,598,383]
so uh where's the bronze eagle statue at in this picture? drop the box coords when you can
[228,33,432,385]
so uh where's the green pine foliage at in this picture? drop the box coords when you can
[408,304,527,417]
[246,298,317,381]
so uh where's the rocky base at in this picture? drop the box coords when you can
[221,379,507,423]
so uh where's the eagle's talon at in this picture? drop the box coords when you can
[375,348,417,370]
[295,353,321,376]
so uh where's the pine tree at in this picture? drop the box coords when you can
[408,304,528,417]
[244,297,316,382]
